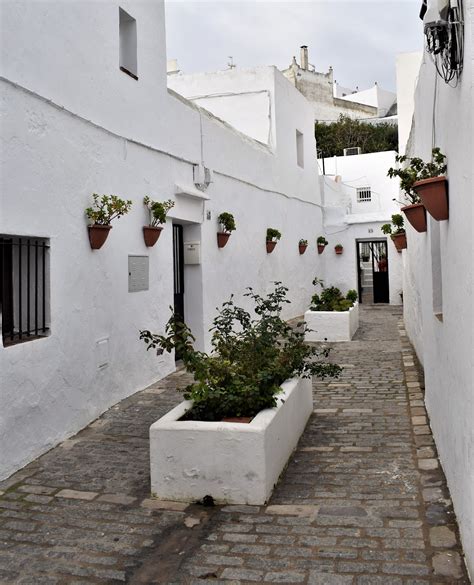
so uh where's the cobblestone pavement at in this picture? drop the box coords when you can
[0,306,470,584]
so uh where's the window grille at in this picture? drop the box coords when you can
[357,187,372,202]
[1,236,50,346]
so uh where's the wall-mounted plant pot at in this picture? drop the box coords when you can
[401,203,427,233]
[391,232,407,252]
[317,244,326,254]
[299,244,308,255]
[88,225,112,250]
[143,226,163,247]
[414,176,449,221]
[335,246,343,255]
[266,241,277,253]
[217,232,231,248]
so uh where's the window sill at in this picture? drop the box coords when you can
[120,66,138,81]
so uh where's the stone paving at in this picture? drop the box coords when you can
[0,306,470,584]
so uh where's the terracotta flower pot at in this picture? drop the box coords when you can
[391,232,407,252]
[317,244,326,254]
[335,246,343,255]
[88,225,112,250]
[143,226,163,247]
[217,232,230,248]
[299,244,308,255]
[414,176,449,221]
[401,203,427,233]
[266,241,277,253]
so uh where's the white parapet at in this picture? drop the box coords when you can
[304,302,359,342]
[149,377,313,505]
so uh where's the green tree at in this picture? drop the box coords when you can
[315,115,398,158]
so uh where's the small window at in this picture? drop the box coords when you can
[296,130,304,168]
[119,8,138,80]
[1,236,50,347]
[357,187,371,202]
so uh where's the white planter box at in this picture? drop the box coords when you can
[304,301,359,342]
[149,377,313,505]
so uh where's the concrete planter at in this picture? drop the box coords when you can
[304,302,359,342]
[149,377,313,505]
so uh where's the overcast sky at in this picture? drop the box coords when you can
[165,1,423,92]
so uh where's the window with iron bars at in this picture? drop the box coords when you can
[1,236,50,347]
[357,187,372,202]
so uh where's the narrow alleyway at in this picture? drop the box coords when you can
[0,306,469,584]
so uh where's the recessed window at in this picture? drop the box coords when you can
[119,8,138,80]
[296,130,304,168]
[1,236,50,347]
[357,187,372,202]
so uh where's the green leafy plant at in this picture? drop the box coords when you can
[299,239,308,246]
[387,148,447,204]
[85,194,132,225]
[381,213,405,236]
[310,277,357,312]
[141,283,341,421]
[218,212,236,233]
[317,236,328,245]
[335,243,343,248]
[266,228,282,242]
[143,196,175,227]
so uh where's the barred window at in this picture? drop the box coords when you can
[357,187,372,202]
[1,236,50,347]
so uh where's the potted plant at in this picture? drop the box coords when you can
[85,193,132,249]
[305,277,359,342]
[317,236,328,254]
[217,212,236,248]
[335,244,343,255]
[413,148,448,221]
[266,228,281,253]
[382,214,407,252]
[299,239,308,254]
[143,197,175,247]
[141,283,341,504]
[387,148,447,232]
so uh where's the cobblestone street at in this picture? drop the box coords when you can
[0,306,470,584]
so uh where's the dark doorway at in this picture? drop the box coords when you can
[357,240,389,304]
[172,224,185,321]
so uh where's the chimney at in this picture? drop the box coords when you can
[300,45,308,70]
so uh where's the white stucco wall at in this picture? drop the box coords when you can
[399,6,473,575]
[339,84,397,117]
[0,1,326,480]
[396,52,423,155]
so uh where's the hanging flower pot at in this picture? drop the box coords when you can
[335,244,343,255]
[143,226,163,247]
[401,203,427,233]
[217,232,231,248]
[317,244,326,254]
[413,176,449,221]
[266,228,281,254]
[391,232,407,252]
[88,225,112,250]
[299,243,308,254]
[266,241,277,254]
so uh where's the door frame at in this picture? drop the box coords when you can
[356,238,390,304]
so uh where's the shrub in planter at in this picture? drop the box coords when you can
[266,228,281,253]
[382,214,407,252]
[317,236,328,254]
[143,196,175,247]
[310,277,357,312]
[335,244,343,255]
[387,148,447,231]
[141,283,341,422]
[217,212,236,248]
[299,239,308,254]
[85,194,132,249]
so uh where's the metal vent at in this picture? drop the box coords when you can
[343,147,361,156]
[128,255,149,292]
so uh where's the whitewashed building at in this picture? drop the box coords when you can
[396,3,473,575]
[0,1,326,480]
[320,151,403,305]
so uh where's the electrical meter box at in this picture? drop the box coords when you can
[184,241,201,265]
